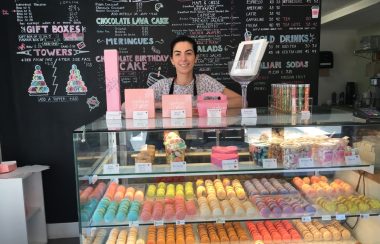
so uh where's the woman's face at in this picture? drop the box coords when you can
[170,41,197,76]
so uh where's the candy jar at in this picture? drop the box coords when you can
[315,141,336,165]
[249,141,270,166]
[281,142,301,169]
[269,137,283,164]
[329,137,349,163]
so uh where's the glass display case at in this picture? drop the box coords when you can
[74,108,380,244]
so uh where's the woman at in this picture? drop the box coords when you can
[150,35,242,108]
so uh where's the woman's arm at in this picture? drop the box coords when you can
[223,88,242,108]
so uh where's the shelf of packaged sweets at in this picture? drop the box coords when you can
[78,160,374,180]
[80,220,358,244]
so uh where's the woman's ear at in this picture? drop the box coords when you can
[195,55,198,63]
[170,57,174,66]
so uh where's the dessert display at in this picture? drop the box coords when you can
[91,182,144,223]
[28,65,49,96]
[83,220,355,243]
[248,134,355,168]
[250,195,316,218]
[292,176,353,198]
[195,178,252,218]
[66,64,88,95]
[246,220,302,242]
[244,177,298,196]
[316,194,380,213]
[80,182,107,221]
[141,182,196,221]
[135,145,156,164]
[293,219,351,241]
[210,146,238,168]
[197,222,249,243]
[163,131,186,163]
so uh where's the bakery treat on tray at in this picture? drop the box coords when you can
[28,65,49,96]
[163,131,186,163]
[66,64,88,95]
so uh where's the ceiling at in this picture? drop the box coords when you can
[321,0,380,30]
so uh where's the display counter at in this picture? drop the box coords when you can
[73,108,380,244]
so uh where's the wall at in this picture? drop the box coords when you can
[319,24,380,105]
[318,29,358,105]
[356,24,380,94]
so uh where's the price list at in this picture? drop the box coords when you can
[13,0,96,105]
[16,3,33,22]
[170,1,244,83]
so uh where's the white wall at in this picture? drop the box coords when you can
[319,24,380,105]
[319,29,358,105]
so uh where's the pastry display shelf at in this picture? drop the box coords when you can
[73,108,367,133]
[77,150,374,180]
[81,211,380,229]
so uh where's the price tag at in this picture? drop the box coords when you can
[360,213,370,219]
[171,161,187,172]
[301,111,311,120]
[262,158,278,168]
[216,217,225,224]
[133,111,148,120]
[171,118,186,127]
[135,163,152,173]
[241,117,257,126]
[103,164,120,174]
[176,220,185,225]
[129,221,139,227]
[171,109,186,119]
[106,111,122,120]
[154,220,164,226]
[222,159,239,170]
[133,119,148,128]
[207,117,222,126]
[207,108,222,118]
[298,158,314,167]
[321,215,331,221]
[89,175,98,184]
[241,108,257,118]
[301,216,312,222]
[336,214,346,220]
[345,155,361,165]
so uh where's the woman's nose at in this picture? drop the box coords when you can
[179,54,186,61]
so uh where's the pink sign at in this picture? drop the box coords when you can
[162,94,193,118]
[104,49,121,112]
[124,89,155,118]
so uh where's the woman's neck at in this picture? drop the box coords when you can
[175,73,194,86]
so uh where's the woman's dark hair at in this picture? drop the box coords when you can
[170,35,198,57]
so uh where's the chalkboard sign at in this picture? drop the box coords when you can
[10,0,320,108]
[1,0,321,222]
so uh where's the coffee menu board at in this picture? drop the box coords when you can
[7,0,320,108]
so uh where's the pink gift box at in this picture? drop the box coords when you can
[197,92,227,117]
[162,94,192,118]
[211,153,238,167]
[104,49,121,112]
[212,146,238,154]
[124,89,155,118]
[0,161,17,174]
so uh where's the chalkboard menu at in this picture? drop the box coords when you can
[8,0,320,108]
